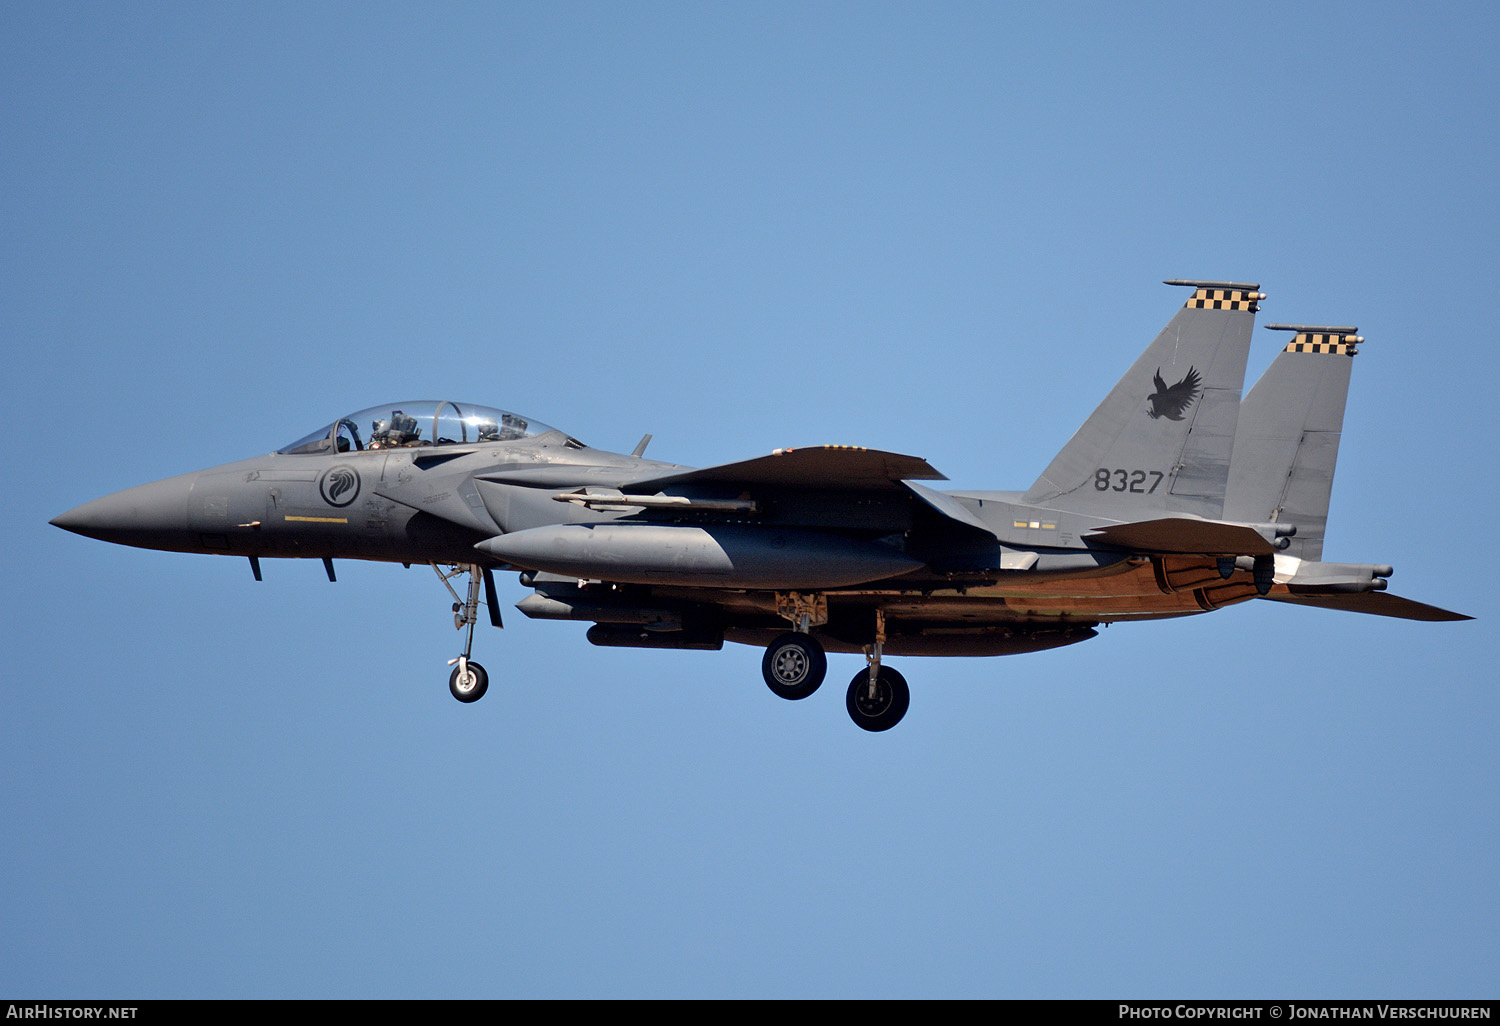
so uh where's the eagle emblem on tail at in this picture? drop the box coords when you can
[1147,366,1201,421]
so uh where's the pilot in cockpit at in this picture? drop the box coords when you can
[369,410,420,449]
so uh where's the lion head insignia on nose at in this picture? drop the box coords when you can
[1147,366,1201,421]
[320,466,361,507]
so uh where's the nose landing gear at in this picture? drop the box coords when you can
[449,658,489,703]
[434,562,502,703]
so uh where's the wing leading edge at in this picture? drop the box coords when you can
[622,445,946,493]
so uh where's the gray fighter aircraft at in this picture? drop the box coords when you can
[51,280,1469,731]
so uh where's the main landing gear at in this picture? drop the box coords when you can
[759,598,910,731]
[846,665,909,733]
[762,632,827,700]
[434,563,502,703]
[845,608,909,732]
[761,591,829,700]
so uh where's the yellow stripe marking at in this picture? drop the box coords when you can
[284,515,349,523]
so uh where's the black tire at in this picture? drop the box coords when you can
[846,666,909,732]
[761,633,827,700]
[449,661,489,703]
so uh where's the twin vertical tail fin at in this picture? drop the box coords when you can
[1022,286,1469,621]
[1023,281,1259,520]
[1223,325,1361,561]
[1226,325,1470,620]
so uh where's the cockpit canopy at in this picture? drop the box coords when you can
[279,401,560,455]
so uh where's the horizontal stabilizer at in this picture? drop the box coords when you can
[1263,590,1472,622]
[1084,517,1281,556]
[622,445,946,492]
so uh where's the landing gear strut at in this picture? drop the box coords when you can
[846,608,909,732]
[761,600,913,730]
[762,592,828,699]
[434,562,501,703]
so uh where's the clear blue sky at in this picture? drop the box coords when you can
[3,1,1495,998]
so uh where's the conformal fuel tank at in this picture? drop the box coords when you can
[476,523,923,588]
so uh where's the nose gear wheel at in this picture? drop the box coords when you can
[449,660,489,703]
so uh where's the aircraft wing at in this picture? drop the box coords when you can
[621,445,947,492]
[1262,590,1472,622]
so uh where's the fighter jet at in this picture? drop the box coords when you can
[51,280,1469,731]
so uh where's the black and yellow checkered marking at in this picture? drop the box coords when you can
[1186,287,1264,312]
[1284,331,1361,356]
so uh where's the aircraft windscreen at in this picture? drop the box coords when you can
[278,401,557,454]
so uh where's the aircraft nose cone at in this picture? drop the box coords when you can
[51,475,196,550]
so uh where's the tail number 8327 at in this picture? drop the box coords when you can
[1095,468,1164,494]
